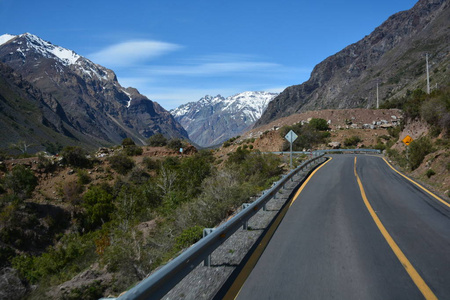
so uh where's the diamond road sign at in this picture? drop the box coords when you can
[402,135,413,146]
[285,130,298,143]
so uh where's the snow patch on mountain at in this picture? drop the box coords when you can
[0,34,15,46]
[2,33,80,66]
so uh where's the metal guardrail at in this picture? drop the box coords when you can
[118,154,326,300]
[314,148,381,154]
[271,149,381,155]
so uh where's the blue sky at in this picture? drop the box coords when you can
[0,0,417,110]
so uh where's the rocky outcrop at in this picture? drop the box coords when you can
[0,268,28,300]
[256,0,450,127]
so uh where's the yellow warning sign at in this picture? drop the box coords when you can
[402,135,413,146]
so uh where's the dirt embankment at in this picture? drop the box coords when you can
[243,108,402,140]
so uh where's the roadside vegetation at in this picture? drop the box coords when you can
[0,136,284,298]
[380,87,449,170]
[378,87,449,197]
[279,118,331,151]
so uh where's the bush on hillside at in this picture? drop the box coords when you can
[147,133,168,147]
[61,146,92,168]
[3,165,37,200]
[82,186,115,230]
[167,139,183,151]
[344,136,362,147]
[408,137,434,170]
[107,154,135,175]
[308,118,329,131]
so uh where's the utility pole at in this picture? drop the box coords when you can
[426,53,430,94]
[376,80,379,109]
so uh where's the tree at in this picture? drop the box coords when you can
[61,146,92,168]
[9,140,34,154]
[108,154,135,175]
[121,138,136,147]
[167,139,183,151]
[82,186,114,230]
[308,118,329,131]
[3,165,37,200]
[147,133,168,147]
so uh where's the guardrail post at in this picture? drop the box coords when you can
[203,228,215,267]
[242,203,251,229]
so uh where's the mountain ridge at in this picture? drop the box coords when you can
[171,91,277,147]
[255,0,449,127]
[0,33,188,152]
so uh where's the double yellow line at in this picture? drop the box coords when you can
[354,156,437,300]
[226,156,441,299]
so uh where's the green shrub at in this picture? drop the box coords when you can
[373,142,386,151]
[61,146,92,168]
[77,170,91,185]
[12,232,93,284]
[123,145,143,156]
[308,118,329,131]
[0,245,15,267]
[344,136,362,147]
[3,165,37,200]
[82,186,115,230]
[121,138,136,147]
[174,226,203,252]
[65,280,105,300]
[143,157,160,171]
[167,139,183,151]
[43,141,63,155]
[386,148,408,169]
[425,169,436,178]
[409,137,434,170]
[108,154,135,175]
[147,133,168,147]
[37,153,56,173]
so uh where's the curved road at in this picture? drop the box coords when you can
[233,155,450,299]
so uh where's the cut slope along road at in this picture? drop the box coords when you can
[233,155,450,300]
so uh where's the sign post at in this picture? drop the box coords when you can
[285,130,298,169]
[402,135,413,169]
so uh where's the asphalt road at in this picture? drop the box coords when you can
[234,155,450,300]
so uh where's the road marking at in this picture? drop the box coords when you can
[224,157,332,300]
[354,157,437,300]
[289,157,333,207]
[382,157,450,208]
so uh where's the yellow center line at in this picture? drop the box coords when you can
[290,157,333,207]
[354,157,437,300]
[224,157,332,300]
[382,157,450,208]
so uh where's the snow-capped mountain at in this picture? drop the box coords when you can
[171,91,278,147]
[0,33,187,150]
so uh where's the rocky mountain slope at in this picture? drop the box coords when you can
[0,33,188,152]
[171,91,277,147]
[256,0,450,127]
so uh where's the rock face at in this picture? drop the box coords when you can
[0,33,188,151]
[0,268,28,300]
[256,0,450,127]
[171,91,277,147]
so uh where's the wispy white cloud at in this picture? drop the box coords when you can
[150,61,282,76]
[112,51,312,110]
[88,40,182,68]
